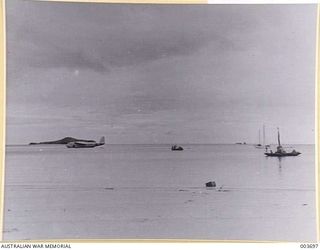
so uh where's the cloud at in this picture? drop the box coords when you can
[5,1,316,144]
[6,1,267,73]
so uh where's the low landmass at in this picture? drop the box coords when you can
[29,137,95,145]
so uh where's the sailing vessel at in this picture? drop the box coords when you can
[255,125,269,149]
[255,129,263,148]
[264,128,301,157]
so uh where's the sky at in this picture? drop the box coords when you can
[5,0,317,145]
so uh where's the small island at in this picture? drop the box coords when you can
[29,137,95,145]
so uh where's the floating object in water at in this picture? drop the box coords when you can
[235,142,246,145]
[206,181,216,187]
[265,151,301,157]
[255,125,267,149]
[66,136,105,148]
[264,128,301,157]
[171,145,184,151]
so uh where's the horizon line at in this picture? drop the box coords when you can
[5,143,316,146]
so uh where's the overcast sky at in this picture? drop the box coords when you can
[5,0,317,144]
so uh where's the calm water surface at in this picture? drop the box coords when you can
[3,144,316,241]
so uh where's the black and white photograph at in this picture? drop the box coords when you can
[3,0,318,241]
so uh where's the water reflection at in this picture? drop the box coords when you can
[263,154,283,175]
[277,157,282,168]
[277,157,282,174]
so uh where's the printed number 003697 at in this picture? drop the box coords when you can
[300,244,318,248]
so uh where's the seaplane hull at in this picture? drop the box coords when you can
[66,143,97,148]
[66,136,105,148]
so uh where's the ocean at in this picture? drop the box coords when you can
[3,144,317,241]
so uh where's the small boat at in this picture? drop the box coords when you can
[171,145,184,151]
[255,125,267,149]
[264,128,301,157]
[265,151,301,157]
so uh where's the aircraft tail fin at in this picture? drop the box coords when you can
[99,136,105,145]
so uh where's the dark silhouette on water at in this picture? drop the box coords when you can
[206,181,216,187]
[29,136,106,148]
[255,128,263,148]
[255,125,270,149]
[66,136,105,148]
[171,145,184,151]
[265,128,301,157]
[29,137,95,145]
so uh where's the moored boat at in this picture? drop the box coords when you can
[171,145,184,151]
[265,151,301,157]
[264,128,300,157]
[255,128,263,148]
[255,125,268,149]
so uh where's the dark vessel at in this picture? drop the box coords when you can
[265,151,301,157]
[171,145,184,151]
[255,125,267,149]
[66,136,105,148]
[206,181,216,187]
[264,128,301,157]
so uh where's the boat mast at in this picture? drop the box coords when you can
[263,124,265,146]
[277,127,281,146]
[258,129,261,145]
